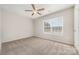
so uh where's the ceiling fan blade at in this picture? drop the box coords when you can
[37,12,41,15]
[37,8,45,11]
[32,13,34,16]
[25,10,32,11]
[32,4,36,10]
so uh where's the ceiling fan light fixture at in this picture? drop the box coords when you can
[34,11,37,14]
[25,4,45,16]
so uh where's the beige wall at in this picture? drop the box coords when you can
[2,9,34,43]
[74,5,79,51]
[34,7,74,45]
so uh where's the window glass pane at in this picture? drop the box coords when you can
[50,17,63,32]
[43,16,63,33]
[44,22,51,32]
[44,22,50,27]
[44,27,51,32]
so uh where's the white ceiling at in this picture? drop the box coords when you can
[0,4,74,19]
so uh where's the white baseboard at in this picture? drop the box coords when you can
[2,35,34,43]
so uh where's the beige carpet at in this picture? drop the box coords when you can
[2,37,79,55]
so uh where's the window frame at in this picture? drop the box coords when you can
[43,16,63,35]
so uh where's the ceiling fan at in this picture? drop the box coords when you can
[24,4,45,16]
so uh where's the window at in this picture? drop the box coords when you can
[43,16,63,34]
